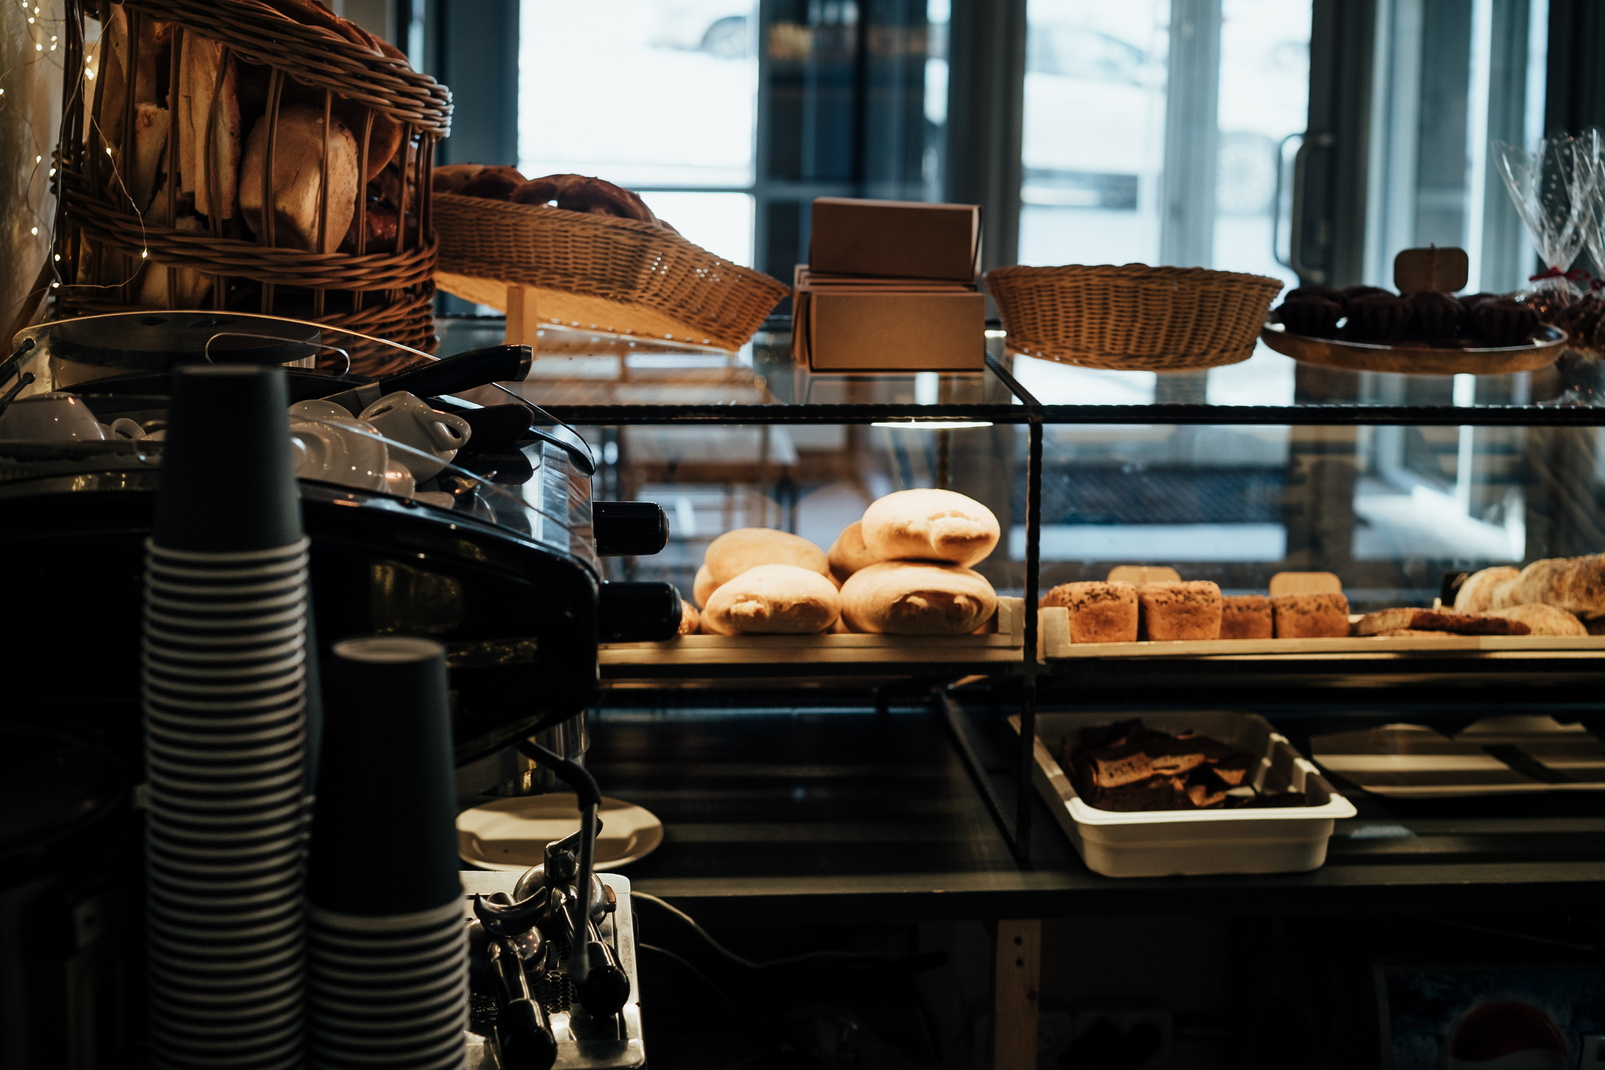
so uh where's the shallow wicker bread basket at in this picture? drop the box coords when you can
[434,193,788,351]
[985,264,1284,372]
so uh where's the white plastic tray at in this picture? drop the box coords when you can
[1013,710,1356,878]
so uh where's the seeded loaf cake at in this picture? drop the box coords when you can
[1271,592,1350,638]
[1041,581,1139,643]
[1136,581,1223,641]
[1219,594,1273,640]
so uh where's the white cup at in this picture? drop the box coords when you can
[359,393,470,481]
[0,392,107,442]
[100,417,147,441]
[384,462,415,498]
[288,417,388,492]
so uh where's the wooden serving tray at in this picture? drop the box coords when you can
[602,598,1025,671]
[1037,607,1605,659]
[1259,322,1565,375]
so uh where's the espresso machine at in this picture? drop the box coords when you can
[0,312,667,1068]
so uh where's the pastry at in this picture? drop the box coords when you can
[1277,297,1343,338]
[1470,298,1540,346]
[1484,603,1587,636]
[839,562,997,635]
[1135,581,1222,641]
[240,105,359,253]
[700,564,839,635]
[827,520,878,584]
[1219,594,1273,640]
[859,489,1000,567]
[1355,608,1529,636]
[1405,291,1463,340]
[1282,284,1344,305]
[1061,719,1284,813]
[432,163,490,195]
[1341,284,1392,308]
[1041,581,1138,643]
[692,564,717,609]
[1345,294,1410,342]
[1453,566,1520,613]
[1271,592,1350,638]
[1508,554,1605,616]
[703,528,830,588]
[458,164,527,201]
[678,599,700,635]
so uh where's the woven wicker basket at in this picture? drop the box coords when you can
[51,0,451,355]
[434,193,788,351]
[985,264,1284,372]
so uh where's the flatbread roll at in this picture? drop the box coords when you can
[860,489,999,567]
[692,564,717,609]
[703,528,829,588]
[1508,555,1605,617]
[827,520,878,584]
[701,564,840,635]
[1454,566,1520,613]
[840,561,997,635]
[1484,603,1587,636]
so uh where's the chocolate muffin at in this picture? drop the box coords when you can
[1469,298,1539,346]
[1459,291,1503,313]
[1345,293,1410,342]
[1405,291,1464,341]
[1341,284,1392,310]
[1276,296,1343,338]
[1283,284,1345,305]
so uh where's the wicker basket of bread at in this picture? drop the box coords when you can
[984,263,1284,372]
[52,0,449,364]
[432,167,787,351]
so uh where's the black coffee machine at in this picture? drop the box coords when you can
[0,312,671,1067]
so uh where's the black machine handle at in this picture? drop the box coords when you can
[320,344,534,414]
[592,501,669,557]
[597,582,683,642]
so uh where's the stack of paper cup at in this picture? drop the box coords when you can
[142,365,311,1070]
[307,637,467,1070]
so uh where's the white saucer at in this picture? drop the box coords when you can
[456,794,663,872]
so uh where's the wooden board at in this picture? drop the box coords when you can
[1269,571,1342,596]
[603,597,1025,670]
[1038,604,1605,658]
[1260,322,1565,375]
[1107,565,1180,585]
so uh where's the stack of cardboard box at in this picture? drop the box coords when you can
[793,198,986,372]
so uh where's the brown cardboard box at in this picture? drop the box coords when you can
[808,198,981,281]
[793,267,985,372]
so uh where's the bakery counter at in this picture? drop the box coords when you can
[545,702,1605,926]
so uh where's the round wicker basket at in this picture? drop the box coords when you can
[434,193,788,351]
[985,264,1284,372]
[51,0,450,355]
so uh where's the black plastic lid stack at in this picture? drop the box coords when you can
[153,365,303,553]
[308,636,461,916]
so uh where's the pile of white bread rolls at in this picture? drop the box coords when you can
[680,489,1001,636]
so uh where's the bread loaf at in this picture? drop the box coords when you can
[827,521,879,584]
[701,565,840,635]
[177,35,241,219]
[840,562,997,635]
[240,105,359,252]
[1454,566,1520,613]
[1507,555,1605,617]
[692,565,717,609]
[1219,594,1273,640]
[704,528,829,588]
[1484,603,1587,636]
[1042,581,1138,643]
[1136,582,1222,641]
[1271,592,1349,638]
[860,489,999,567]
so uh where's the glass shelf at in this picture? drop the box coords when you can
[439,316,1605,427]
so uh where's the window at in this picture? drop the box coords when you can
[517,0,761,265]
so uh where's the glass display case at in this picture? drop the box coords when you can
[440,316,1605,872]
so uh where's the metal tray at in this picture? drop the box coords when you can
[1260,321,1566,375]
